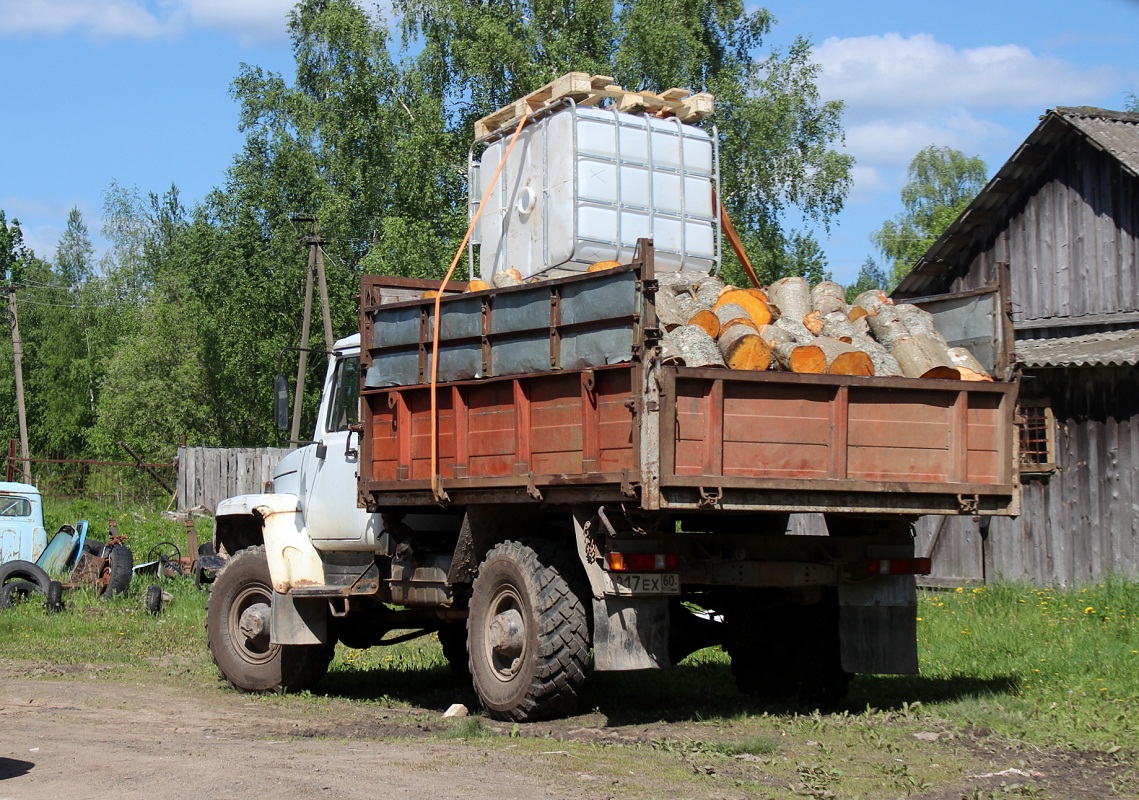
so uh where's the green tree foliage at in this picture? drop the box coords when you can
[872,145,987,288]
[1125,92,1138,113]
[5,0,853,463]
[844,256,888,303]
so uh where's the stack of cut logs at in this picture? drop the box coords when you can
[655,274,991,380]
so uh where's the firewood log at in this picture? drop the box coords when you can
[821,312,902,376]
[767,276,812,324]
[947,347,993,381]
[718,325,772,370]
[465,279,491,293]
[774,316,816,343]
[492,268,523,288]
[657,284,721,337]
[815,337,875,376]
[692,275,725,309]
[803,310,826,335]
[714,289,774,327]
[894,303,949,346]
[852,289,891,317]
[661,324,725,368]
[771,340,826,373]
[811,281,847,316]
[713,303,758,334]
[587,260,621,272]
[756,323,795,347]
[866,305,911,351]
[892,335,961,379]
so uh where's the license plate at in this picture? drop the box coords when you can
[609,572,680,595]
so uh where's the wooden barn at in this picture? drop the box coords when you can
[894,106,1139,587]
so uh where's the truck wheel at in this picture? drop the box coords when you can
[729,599,851,708]
[437,621,469,677]
[205,545,334,693]
[468,540,588,722]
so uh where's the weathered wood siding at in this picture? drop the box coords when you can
[917,365,1139,586]
[942,138,1139,323]
[177,447,292,514]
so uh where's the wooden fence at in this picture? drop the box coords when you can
[177,447,292,514]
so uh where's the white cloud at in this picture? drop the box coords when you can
[0,0,163,38]
[814,33,1119,118]
[172,0,295,44]
[0,0,293,42]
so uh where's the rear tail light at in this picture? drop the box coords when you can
[606,552,679,572]
[864,557,932,576]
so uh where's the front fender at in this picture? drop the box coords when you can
[214,493,324,592]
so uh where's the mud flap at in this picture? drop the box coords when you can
[592,595,670,671]
[838,576,918,674]
[271,590,328,646]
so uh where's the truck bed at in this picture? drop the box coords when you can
[358,248,1018,516]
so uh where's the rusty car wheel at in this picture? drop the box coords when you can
[205,545,333,693]
[468,540,588,722]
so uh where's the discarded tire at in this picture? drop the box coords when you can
[102,545,134,597]
[0,580,39,609]
[44,580,64,613]
[144,584,164,616]
[0,560,52,594]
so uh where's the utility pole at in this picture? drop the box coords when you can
[312,228,334,352]
[287,214,334,448]
[290,230,317,448]
[6,285,30,482]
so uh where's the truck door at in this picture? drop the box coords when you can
[303,355,372,548]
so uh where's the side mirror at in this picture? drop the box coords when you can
[273,373,289,431]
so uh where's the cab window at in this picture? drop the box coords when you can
[326,356,360,433]
[0,496,32,517]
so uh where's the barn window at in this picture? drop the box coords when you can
[1018,400,1055,474]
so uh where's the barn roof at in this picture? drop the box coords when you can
[894,107,1139,298]
[1016,328,1139,368]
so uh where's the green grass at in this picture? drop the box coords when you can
[6,500,1139,760]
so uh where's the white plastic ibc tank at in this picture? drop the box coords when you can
[470,103,719,281]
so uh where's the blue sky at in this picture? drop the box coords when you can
[1,0,1137,285]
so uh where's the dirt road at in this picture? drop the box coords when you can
[1,662,1133,800]
[0,668,594,800]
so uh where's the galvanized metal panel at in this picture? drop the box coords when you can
[365,351,419,388]
[489,286,551,335]
[558,270,636,325]
[432,296,483,339]
[371,305,420,348]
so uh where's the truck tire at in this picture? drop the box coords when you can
[205,545,334,693]
[0,560,51,594]
[437,621,469,677]
[102,545,134,597]
[728,597,851,708]
[468,540,588,722]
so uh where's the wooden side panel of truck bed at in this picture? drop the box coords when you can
[360,364,1017,514]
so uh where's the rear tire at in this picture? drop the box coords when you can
[728,593,851,708]
[437,621,469,677]
[468,540,588,722]
[205,545,334,693]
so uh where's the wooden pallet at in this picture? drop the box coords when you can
[474,72,715,139]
